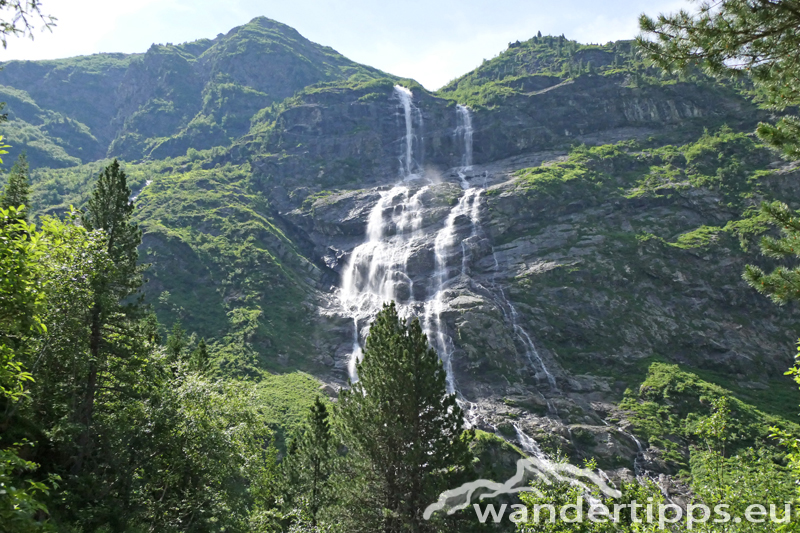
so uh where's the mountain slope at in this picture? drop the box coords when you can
[0,17,389,167]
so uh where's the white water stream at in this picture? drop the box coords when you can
[339,84,555,407]
[131,180,153,202]
[334,86,635,495]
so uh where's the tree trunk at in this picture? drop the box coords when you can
[72,301,100,475]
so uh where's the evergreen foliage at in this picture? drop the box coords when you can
[744,201,800,304]
[280,396,338,527]
[0,152,29,219]
[338,302,474,533]
[638,0,800,160]
[69,159,143,481]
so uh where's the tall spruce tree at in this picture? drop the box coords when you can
[281,396,338,527]
[73,159,143,476]
[0,153,29,221]
[338,302,473,533]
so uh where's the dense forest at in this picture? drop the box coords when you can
[2,0,800,532]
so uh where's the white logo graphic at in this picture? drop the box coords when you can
[423,456,622,520]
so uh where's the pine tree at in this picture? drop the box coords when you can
[73,159,143,476]
[281,397,338,527]
[190,337,210,373]
[165,321,186,362]
[82,159,141,286]
[0,153,29,222]
[744,201,800,304]
[637,0,800,159]
[338,302,473,533]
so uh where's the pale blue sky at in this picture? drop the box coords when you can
[1,0,686,90]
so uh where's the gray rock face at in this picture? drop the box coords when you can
[250,73,765,208]
[244,73,792,478]
[273,138,797,476]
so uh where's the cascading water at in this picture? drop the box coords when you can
[490,251,558,388]
[132,180,153,202]
[335,89,626,499]
[395,86,424,179]
[456,104,473,169]
[425,187,480,394]
[340,185,429,381]
[339,88,481,391]
[340,92,554,397]
[455,104,473,189]
[514,423,546,459]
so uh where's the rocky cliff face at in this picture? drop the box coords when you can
[251,79,796,475]
[246,72,765,199]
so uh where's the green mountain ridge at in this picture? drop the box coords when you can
[0,17,389,167]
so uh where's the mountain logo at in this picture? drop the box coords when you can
[423,456,622,520]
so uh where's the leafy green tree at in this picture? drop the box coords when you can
[517,459,668,532]
[16,209,132,529]
[688,398,798,531]
[0,153,29,220]
[281,397,338,528]
[0,0,56,49]
[0,161,282,530]
[0,207,40,402]
[637,0,800,159]
[338,302,474,533]
[773,343,800,505]
[0,206,52,532]
[129,371,277,532]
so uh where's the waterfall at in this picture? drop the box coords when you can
[514,423,546,459]
[426,188,480,394]
[340,97,554,397]
[339,92,480,389]
[455,104,473,189]
[334,94,629,502]
[490,251,558,388]
[456,104,473,169]
[395,86,423,179]
[601,419,647,479]
[131,179,153,202]
[340,185,429,381]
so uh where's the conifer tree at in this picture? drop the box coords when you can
[338,302,473,533]
[744,201,800,304]
[166,321,186,361]
[190,337,210,373]
[82,159,141,289]
[637,0,800,159]
[281,396,338,527]
[73,159,143,476]
[0,153,29,220]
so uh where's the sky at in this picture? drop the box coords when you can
[0,0,688,90]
